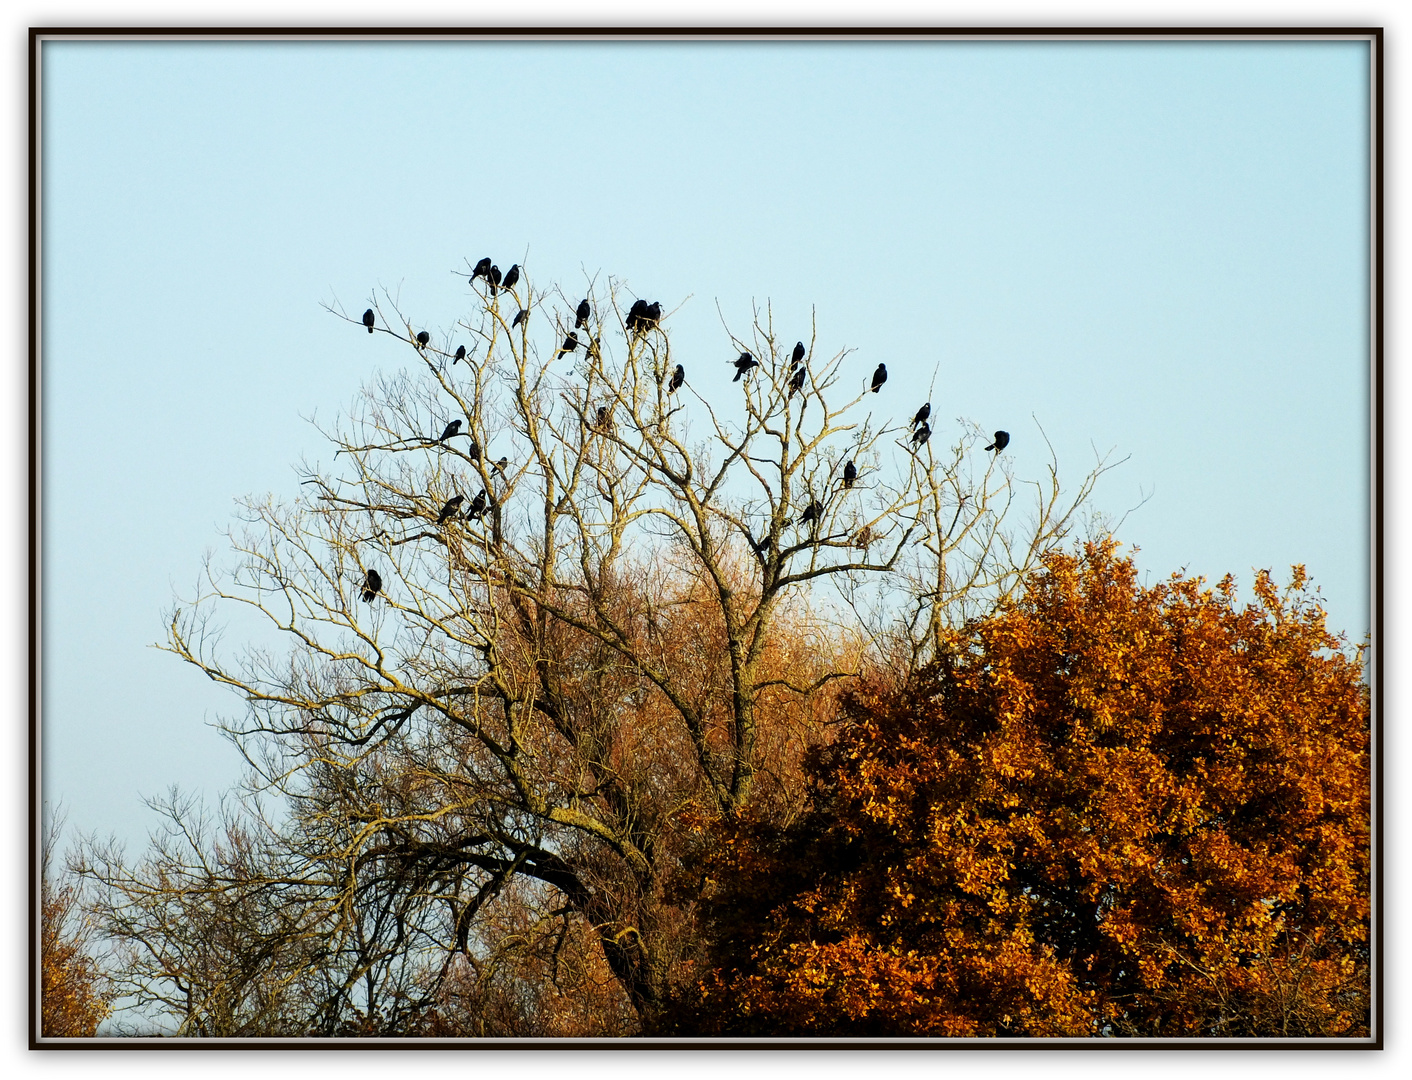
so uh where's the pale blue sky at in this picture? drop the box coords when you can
[40,38,1372,852]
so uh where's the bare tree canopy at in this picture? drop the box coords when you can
[76,258,1119,1036]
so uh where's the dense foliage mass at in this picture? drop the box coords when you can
[42,839,113,1038]
[671,541,1370,1038]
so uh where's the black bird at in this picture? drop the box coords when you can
[644,301,662,329]
[471,257,493,280]
[556,332,579,358]
[984,430,1010,453]
[494,456,509,474]
[791,341,806,367]
[416,330,430,348]
[502,264,520,291]
[843,460,857,487]
[731,352,758,382]
[363,308,376,334]
[912,421,931,448]
[437,495,464,524]
[799,499,823,527]
[465,489,488,520]
[595,406,609,427]
[788,366,806,397]
[488,266,502,294]
[453,344,466,364]
[871,363,888,393]
[667,364,684,393]
[575,298,591,329]
[468,438,481,463]
[626,298,648,334]
[438,419,462,443]
[912,402,931,427]
[360,568,382,603]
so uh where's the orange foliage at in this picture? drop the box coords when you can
[672,540,1369,1037]
[42,870,111,1038]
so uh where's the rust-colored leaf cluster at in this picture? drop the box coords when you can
[671,540,1369,1037]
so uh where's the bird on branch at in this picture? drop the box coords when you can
[453,344,466,364]
[438,419,462,443]
[791,341,806,368]
[667,364,685,394]
[799,499,823,528]
[732,352,758,382]
[512,308,528,329]
[912,402,931,427]
[626,298,648,335]
[416,331,430,349]
[871,363,887,392]
[362,308,376,334]
[488,266,501,294]
[788,366,806,397]
[985,430,1010,453]
[575,298,591,329]
[471,257,492,281]
[437,495,464,524]
[843,460,857,487]
[360,568,381,603]
[465,489,488,520]
[468,438,481,463]
[494,457,509,475]
[501,264,520,291]
[556,333,579,358]
[912,421,931,449]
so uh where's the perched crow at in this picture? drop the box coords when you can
[488,266,502,294]
[437,495,464,524]
[985,430,1010,453]
[595,406,609,427]
[732,352,758,382]
[667,364,685,393]
[556,332,579,358]
[791,341,806,367]
[799,499,823,527]
[494,456,509,474]
[416,331,430,348]
[471,257,493,280]
[749,533,774,557]
[363,308,376,334]
[626,298,648,334]
[438,419,462,443]
[575,298,591,329]
[467,438,481,463]
[912,421,931,448]
[871,363,888,393]
[453,344,467,364]
[843,460,857,487]
[465,489,488,520]
[361,568,382,603]
[644,301,662,329]
[788,366,806,397]
[912,402,931,427]
[502,264,520,291]
[512,308,528,329]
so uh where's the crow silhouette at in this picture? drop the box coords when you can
[488,265,501,294]
[788,366,806,397]
[912,421,931,448]
[667,364,684,393]
[799,499,823,527]
[871,363,887,393]
[644,301,662,329]
[502,264,520,291]
[363,308,376,334]
[791,341,806,368]
[471,257,492,280]
[453,344,466,364]
[843,460,857,487]
[732,352,758,382]
[984,430,1010,453]
[556,333,579,358]
[416,331,430,348]
[438,419,462,443]
[465,489,488,520]
[468,438,481,463]
[437,495,464,524]
[361,568,381,603]
[575,298,591,329]
[626,298,648,334]
[494,456,509,474]
[912,402,931,427]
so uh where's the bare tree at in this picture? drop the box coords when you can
[80,259,1117,1035]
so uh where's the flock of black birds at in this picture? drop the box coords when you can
[355,263,1009,604]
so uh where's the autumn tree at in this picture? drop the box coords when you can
[673,540,1369,1038]
[76,258,1110,1035]
[41,818,113,1038]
